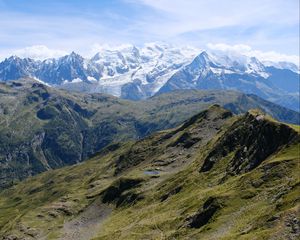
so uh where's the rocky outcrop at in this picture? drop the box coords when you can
[200,111,299,174]
[1,79,299,189]
[160,186,182,202]
[115,105,233,175]
[186,197,223,228]
[101,178,144,207]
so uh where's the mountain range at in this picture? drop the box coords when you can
[0,43,299,240]
[0,43,299,111]
[1,104,299,239]
[0,78,299,189]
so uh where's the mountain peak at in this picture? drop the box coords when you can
[69,51,82,58]
[0,45,299,110]
[200,50,209,57]
[59,51,83,63]
[6,55,22,62]
[190,51,213,68]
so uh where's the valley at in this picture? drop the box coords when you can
[0,105,299,239]
[1,1,299,239]
[0,78,299,189]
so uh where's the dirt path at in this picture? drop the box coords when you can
[59,200,112,240]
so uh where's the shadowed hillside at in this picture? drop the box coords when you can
[0,79,299,189]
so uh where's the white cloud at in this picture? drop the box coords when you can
[0,0,298,57]
[0,11,116,56]
[14,45,67,60]
[125,0,299,57]
[0,45,68,60]
[1,43,298,68]
[90,43,134,52]
[207,43,299,65]
[132,0,299,35]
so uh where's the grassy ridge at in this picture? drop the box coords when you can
[0,79,299,189]
[0,106,299,239]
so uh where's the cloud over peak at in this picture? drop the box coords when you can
[1,42,298,67]
[0,45,67,61]
[207,43,299,65]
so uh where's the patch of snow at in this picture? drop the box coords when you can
[87,76,97,82]
[263,61,300,74]
[32,77,51,87]
[90,42,198,97]
[71,78,83,83]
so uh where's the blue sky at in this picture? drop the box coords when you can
[0,0,299,62]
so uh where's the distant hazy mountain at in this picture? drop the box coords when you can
[0,43,299,110]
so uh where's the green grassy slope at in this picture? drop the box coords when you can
[0,106,299,240]
[0,79,299,189]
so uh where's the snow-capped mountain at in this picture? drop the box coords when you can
[35,52,102,85]
[0,52,103,85]
[89,43,198,98]
[0,56,38,80]
[158,50,299,111]
[0,43,299,111]
[263,61,299,74]
[0,43,198,98]
[158,51,274,94]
